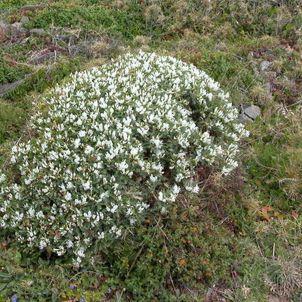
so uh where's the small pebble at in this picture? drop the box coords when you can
[260,60,271,72]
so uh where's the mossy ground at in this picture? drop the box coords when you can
[0,1,302,301]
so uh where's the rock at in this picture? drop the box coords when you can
[55,34,73,43]
[0,76,30,97]
[239,104,261,122]
[260,60,271,72]
[30,28,47,37]
[0,21,10,41]
[11,22,28,37]
[20,16,30,25]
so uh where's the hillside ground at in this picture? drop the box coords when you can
[0,1,302,301]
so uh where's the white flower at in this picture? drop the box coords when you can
[109,204,118,213]
[66,240,73,248]
[172,185,181,195]
[76,247,85,258]
[82,181,91,191]
[78,130,86,138]
[84,145,94,155]
[74,138,81,148]
[98,232,105,239]
[39,239,47,250]
[65,192,72,201]
[0,174,6,184]
[117,160,129,173]
[150,175,158,182]
[158,191,164,201]
[67,182,74,189]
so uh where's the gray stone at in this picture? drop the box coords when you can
[55,34,73,43]
[11,22,28,36]
[239,104,261,122]
[20,16,30,25]
[260,60,271,72]
[30,28,47,37]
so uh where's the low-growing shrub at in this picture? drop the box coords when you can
[0,51,248,264]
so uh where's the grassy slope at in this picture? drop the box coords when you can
[0,0,301,301]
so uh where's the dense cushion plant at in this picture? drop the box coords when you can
[0,51,248,264]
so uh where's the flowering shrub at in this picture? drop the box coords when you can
[0,51,248,264]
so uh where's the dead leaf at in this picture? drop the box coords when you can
[260,205,273,221]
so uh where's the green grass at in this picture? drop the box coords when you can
[0,0,302,301]
[0,0,43,10]
[27,3,146,40]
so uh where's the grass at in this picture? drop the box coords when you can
[0,0,302,301]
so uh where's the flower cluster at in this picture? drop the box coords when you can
[0,51,248,264]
